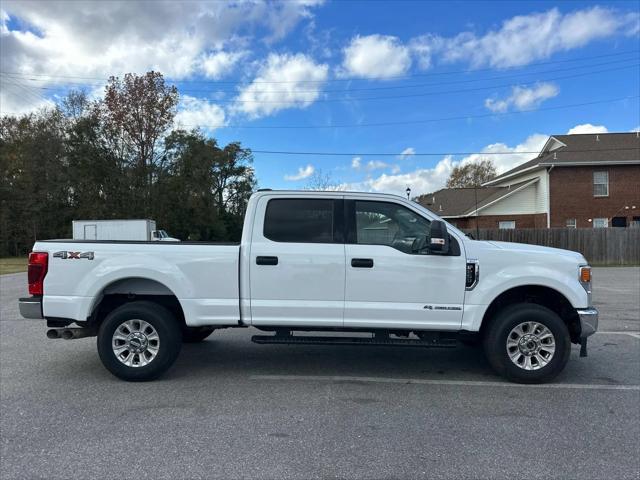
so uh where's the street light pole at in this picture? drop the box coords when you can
[406,186,411,200]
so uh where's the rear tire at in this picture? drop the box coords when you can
[182,327,215,343]
[483,303,571,384]
[97,301,182,381]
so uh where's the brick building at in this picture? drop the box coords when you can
[417,132,640,229]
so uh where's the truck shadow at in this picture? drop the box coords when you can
[170,334,498,381]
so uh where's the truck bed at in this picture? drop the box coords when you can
[33,240,241,327]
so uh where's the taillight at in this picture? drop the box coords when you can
[28,252,48,295]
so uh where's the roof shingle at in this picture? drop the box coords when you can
[486,132,640,184]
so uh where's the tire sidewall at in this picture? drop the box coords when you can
[97,301,182,381]
[484,304,571,384]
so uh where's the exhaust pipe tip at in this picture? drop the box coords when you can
[46,329,61,339]
[61,329,74,340]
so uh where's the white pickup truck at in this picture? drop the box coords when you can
[19,190,598,383]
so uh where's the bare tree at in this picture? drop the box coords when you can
[446,159,496,188]
[304,169,344,191]
[102,71,178,213]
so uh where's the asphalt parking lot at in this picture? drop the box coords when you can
[1,268,639,479]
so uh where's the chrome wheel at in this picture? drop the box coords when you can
[111,319,160,368]
[506,321,556,371]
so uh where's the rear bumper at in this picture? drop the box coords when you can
[19,297,43,319]
[577,307,598,338]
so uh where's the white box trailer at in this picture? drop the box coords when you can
[72,219,157,241]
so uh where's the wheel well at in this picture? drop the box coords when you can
[88,278,186,329]
[480,285,581,343]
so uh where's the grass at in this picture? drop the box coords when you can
[0,257,28,275]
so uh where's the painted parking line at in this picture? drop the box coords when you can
[250,375,640,391]
[598,331,640,339]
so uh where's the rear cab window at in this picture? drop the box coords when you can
[263,198,343,243]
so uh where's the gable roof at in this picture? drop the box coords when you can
[484,132,640,185]
[416,179,535,218]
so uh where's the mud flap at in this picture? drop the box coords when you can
[579,337,588,357]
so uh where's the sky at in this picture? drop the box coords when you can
[1,0,639,196]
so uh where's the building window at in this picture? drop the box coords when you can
[592,218,608,228]
[631,217,640,228]
[612,217,627,228]
[566,219,577,228]
[499,221,515,229]
[593,171,609,197]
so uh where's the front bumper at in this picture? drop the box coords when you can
[18,297,43,319]
[577,307,598,338]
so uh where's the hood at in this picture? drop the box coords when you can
[483,240,585,262]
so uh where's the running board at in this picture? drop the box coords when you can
[251,334,457,348]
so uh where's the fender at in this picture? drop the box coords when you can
[462,263,587,332]
[43,254,193,322]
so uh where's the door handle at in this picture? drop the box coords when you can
[351,258,374,268]
[256,256,278,266]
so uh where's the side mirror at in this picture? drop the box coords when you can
[428,220,450,255]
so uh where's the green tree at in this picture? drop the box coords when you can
[0,72,256,255]
[157,131,255,241]
[0,109,69,255]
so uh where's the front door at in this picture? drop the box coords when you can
[249,196,345,327]
[344,200,466,330]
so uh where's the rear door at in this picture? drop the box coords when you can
[344,199,466,330]
[83,224,97,240]
[249,196,345,327]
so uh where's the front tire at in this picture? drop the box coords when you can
[483,303,571,384]
[97,301,182,381]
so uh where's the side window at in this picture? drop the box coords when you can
[593,171,609,197]
[592,218,608,229]
[264,199,336,243]
[354,201,431,254]
[499,221,516,229]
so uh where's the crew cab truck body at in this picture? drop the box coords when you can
[19,190,598,383]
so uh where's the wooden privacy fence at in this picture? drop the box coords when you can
[463,228,640,266]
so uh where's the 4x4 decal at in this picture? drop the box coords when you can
[53,251,94,260]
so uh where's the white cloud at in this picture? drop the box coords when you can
[200,51,248,79]
[398,147,416,159]
[0,91,55,115]
[365,160,391,171]
[285,164,315,181]
[411,6,639,69]
[174,95,226,131]
[234,53,328,118]
[0,1,324,113]
[457,133,549,176]
[340,34,411,79]
[485,83,559,112]
[342,133,549,196]
[346,156,456,197]
[566,123,609,135]
[350,157,399,173]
